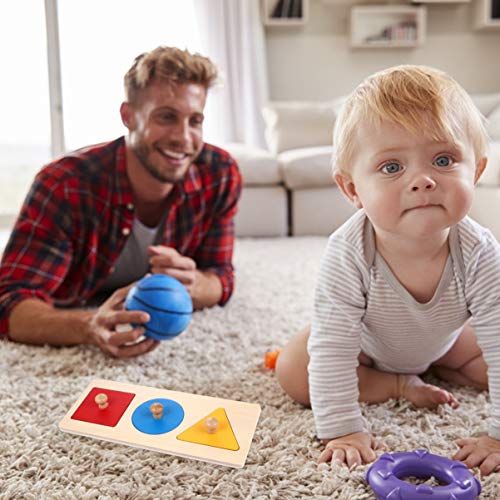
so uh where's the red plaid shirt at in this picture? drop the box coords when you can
[0,137,241,336]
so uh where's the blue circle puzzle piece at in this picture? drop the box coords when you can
[366,450,481,499]
[131,398,184,435]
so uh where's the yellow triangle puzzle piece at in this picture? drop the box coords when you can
[176,407,239,451]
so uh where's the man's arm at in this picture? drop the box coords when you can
[146,152,242,308]
[9,299,95,345]
[8,286,159,358]
[190,269,223,309]
[190,155,242,305]
[0,172,70,336]
[147,246,222,309]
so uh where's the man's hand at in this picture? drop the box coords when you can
[88,284,160,358]
[318,431,382,468]
[148,245,198,291]
[454,435,500,475]
[148,245,222,308]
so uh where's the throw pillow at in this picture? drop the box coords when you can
[262,101,336,154]
[487,105,500,141]
[471,93,500,117]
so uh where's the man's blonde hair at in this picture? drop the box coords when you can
[333,65,489,176]
[124,46,219,104]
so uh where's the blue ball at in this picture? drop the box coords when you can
[125,274,193,341]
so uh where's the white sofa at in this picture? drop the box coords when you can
[226,143,288,237]
[229,92,500,240]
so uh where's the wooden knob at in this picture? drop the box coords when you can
[150,402,164,419]
[95,393,108,410]
[205,417,219,434]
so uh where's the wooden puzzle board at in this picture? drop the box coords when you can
[59,379,261,468]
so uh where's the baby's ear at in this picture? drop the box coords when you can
[474,157,488,185]
[335,172,363,209]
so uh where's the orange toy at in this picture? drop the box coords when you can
[264,349,281,370]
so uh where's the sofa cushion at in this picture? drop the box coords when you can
[279,146,336,190]
[487,106,500,141]
[470,93,500,141]
[479,142,500,186]
[471,93,500,117]
[235,186,288,237]
[222,143,281,186]
[262,101,337,154]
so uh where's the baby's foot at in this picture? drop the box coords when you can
[397,374,459,409]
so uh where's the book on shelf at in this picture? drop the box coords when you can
[364,21,417,44]
[492,0,500,19]
[271,0,284,18]
[281,0,291,18]
[271,0,302,19]
[290,0,302,18]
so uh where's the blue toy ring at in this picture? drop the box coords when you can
[366,450,481,499]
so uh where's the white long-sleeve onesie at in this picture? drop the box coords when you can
[308,210,500,440]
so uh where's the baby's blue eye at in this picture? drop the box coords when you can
[434,155,452,167]
[381,162,402,174]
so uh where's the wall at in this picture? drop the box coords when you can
[265,0,500,100]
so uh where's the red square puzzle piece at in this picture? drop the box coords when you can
[71,387,136,427]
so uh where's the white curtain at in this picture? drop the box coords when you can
[194,0,269,149]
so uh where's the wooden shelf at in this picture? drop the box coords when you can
[475,0,500,29]
[411,0,469,3]
[262,0,309,27]
[350,5,426,49]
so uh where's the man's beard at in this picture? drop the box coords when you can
[133,141,189,184]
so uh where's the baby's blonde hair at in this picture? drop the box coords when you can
[333,65,488,176]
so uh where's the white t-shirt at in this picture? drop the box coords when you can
[99,217,163,291]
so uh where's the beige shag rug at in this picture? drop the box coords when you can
[0,237,499,499]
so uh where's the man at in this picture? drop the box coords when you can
[0,46,242,358]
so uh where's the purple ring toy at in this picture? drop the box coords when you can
[366,450,481,499]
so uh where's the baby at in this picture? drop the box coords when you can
[276,65,500,476]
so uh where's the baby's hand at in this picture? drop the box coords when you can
[454,435,500,476]
[318,431,382,468]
